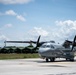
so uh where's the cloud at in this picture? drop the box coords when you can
[0,0,34,4]
[0,34,10,47]
[56,20,76,28]
[27,20,76,43]
[0,23,12,31]
[4,24,12,28]
[26,27,49,41]
[5,10,17,16]
[0,10,26,22]
[29,27,49,37]
[55,20,76,41]
[17,15,26,21]
[0,34,9,41]
[1,20,76,45]
[0,10,17,16]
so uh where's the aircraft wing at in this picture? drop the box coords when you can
[4,41,36,43]
[4,35,55,47]
[4,41,37,43]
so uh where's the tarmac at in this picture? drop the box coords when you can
[0,58,76,75]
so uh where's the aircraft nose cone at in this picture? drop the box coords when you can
[38,48,45,53]
[38,48,50,53]
[38,49,42,53]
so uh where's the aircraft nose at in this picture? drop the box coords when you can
[38,48,49,53]
[38,49,42,53]
[38,48,44,53]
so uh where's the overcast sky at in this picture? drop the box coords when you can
[0,0,76,47]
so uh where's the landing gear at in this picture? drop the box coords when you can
[50,57,55,62]
[69,58,74,61]
[66,58,69,61]
[66,58,74,61]
[45,57,55,62]
[46,58,49,62]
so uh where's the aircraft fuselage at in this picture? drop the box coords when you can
[38,43,76,62]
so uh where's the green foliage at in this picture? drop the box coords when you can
[0,53,39,59]
[0,46,38,54]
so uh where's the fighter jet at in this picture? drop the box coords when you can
[38,35,76,62]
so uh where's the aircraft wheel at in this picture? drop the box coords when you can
[50,57,55,62]
[66,58,69,61]
[46,58,49,62]
[69,58,74,61]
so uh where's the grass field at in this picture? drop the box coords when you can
[0,53,39,59]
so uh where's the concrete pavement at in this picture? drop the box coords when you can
[0,58,76,75]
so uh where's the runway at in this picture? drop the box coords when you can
[0,58,76,75]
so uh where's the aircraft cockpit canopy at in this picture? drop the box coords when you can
[41,43,55,49]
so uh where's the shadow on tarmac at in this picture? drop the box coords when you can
[40,65,66,67]
[46,72,76,75]
[33,59,76,63]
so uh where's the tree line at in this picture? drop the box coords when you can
[0,46,38,54]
